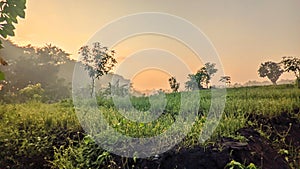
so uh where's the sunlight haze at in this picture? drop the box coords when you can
[10,0,300,90]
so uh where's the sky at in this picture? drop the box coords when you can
[10,0,300,90]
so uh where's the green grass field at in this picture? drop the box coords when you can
[0,84,299,168]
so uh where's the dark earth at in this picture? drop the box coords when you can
[125,110,300,169]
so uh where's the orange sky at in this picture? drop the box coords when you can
[10,0,299,90]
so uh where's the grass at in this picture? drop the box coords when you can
[0,84,299,168]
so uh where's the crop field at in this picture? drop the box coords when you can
[0,84,299,169]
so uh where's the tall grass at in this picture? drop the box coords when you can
[0,84,299,168]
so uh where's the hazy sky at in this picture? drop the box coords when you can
[11,0,300,90]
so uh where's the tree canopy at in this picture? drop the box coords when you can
[281,56,300,79]
[258,61,283,85]
[79,42,117,96]
[185,62,218,90]
[0,42,72,102]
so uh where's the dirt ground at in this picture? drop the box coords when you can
[127,110,300,169]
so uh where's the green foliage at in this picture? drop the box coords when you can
[0,43,72,103]
[0,0,26,79]
[225,160,257,169]
[0,85,299,168]
[52,136,117,169]
[185,73,199,90]
[0,102,81,168]
[0,70,5,80]
[258,61,283,85]
[185,62,218,90]
[0,0,26,44]
[19,83,44,101]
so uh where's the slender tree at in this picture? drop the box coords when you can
[204,62,218,88]
[79,42,117,96]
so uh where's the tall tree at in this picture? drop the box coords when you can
[168,76,180,92]
[281,56,300,88]
[258,61,283,85]
[196,67,209,89]
[203,62,218,88]
[79,42,117,96]
[0,0,27,80]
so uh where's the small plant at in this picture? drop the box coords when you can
[225,160,257,169]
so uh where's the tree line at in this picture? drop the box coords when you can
[0,41,74,102]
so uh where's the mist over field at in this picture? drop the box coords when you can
[1,1,300,169]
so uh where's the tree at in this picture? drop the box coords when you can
[220,76,231,86]
[36,44,70,65]
[281,56,300,88]
[185,62,218,90]
[79,42,117,96]
[0,44,72,102]
[0,0,27,80]
[258,61,283,85]
[185,74,198,91]
[203,62,218,88]
[168,76,180,92]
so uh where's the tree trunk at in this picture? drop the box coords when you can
[91,77,95,97]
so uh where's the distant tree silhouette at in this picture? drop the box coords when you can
[185,62,218,90]
[203,62,218,88]
[79,42,117,97]
[0,44,71,102]
[258,61,283,85]
[281,56,300,88]
[220,76,231,86]
[168,76,180,92]
[36,44,70,65]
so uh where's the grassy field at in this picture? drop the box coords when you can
[0,84,299,168]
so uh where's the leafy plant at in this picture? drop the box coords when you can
[0,0,27,78]
[225,160,257,169]
[0,0,26,47]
